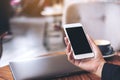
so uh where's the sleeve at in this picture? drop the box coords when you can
[102,63,120,80]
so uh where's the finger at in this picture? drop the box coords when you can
[68,50,83,66]
[67,50,75,63]
[64,37,69,46]
[86,34,102,57]
[86,34,98,51]
[66,42,71,53]
[69,50,74,60]
[87,34,100,53]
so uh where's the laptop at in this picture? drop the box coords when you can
[9,54,82,80]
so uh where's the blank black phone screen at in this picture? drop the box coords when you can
[66,27,92,55]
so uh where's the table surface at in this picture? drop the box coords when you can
[0,51,120,80]
[41,7,63,17]
[41,10,62,17]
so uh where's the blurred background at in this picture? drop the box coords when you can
[1,0,120,67]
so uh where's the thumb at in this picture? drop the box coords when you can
[86,34,102,58]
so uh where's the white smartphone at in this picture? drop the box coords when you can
[63,23,94,59]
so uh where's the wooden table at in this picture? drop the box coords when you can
[0,51,120,80]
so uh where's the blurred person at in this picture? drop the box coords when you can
[0,32,7,58]
[0,0,13,42]
[64,35,120,80]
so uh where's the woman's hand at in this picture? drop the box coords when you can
[64,35,106,77]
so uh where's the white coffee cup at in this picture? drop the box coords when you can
[94,40,113,56]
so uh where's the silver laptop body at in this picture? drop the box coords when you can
[9,54,82,80]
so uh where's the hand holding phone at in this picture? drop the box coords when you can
[63,23,94,59]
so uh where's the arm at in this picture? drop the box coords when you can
[102,63,120,80]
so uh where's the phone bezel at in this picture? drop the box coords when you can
[63,23,94,59]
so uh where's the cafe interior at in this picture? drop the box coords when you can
[0,0,120,80]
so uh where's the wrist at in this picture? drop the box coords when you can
[94,60,106,77]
